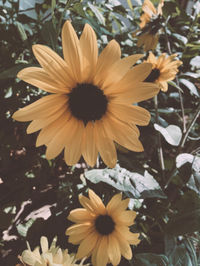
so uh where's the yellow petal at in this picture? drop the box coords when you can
[117,198,130,211]
[76,232,98,260]
[79,195,96,213]
[36,111,70,147]
[156,53,167,69]
[107,234,121,265]
[12,94,67,122]
[80,23,98,83]
[96,237,109,266]
[107,194,122,214]
[26,106,66,134]
[88,190,105,212]
[91,239,100,266]
[108,103,150,126]
[66,223,91,236]
[81,122,98,167]
[103,115,143,152]
[62,20,82,82]
[17,67,69,94]
[114,210,137,226]
[94,120,117,168]
[94,40,121,87]
[114,231,132,260]
[64,121,84,165]
[147,51,156,64]
[116,225,140,245]
[159,81,168,92]
[103,54,144,90]
[68,208,94,223]
[111,81,159,104]
[45,116,80,160]
[107,62,152,96]
[32,44,74,87]
[143,0,157,16]
[40,236,48,253]
[68,231,90,244]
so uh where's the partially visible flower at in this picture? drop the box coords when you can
[144,52,182,91]
[136,0,164,51]
[137,33,159,52]
[17,236,89,266]
[139,0,164,29]
[66,189,140,266]
[12,20,159,168]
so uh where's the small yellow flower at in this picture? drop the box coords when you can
[140,0,164,29]
[66,190,140,266]
[136,0,164,51]
[145,52,182,91]
[12,20,159,168]
[17,236,89,266]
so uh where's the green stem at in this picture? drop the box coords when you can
[179,103,200,148]
[154,95,165,176]
[56,0,73,43]
[163,25,186,133]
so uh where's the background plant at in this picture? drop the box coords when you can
[0,0,200,265]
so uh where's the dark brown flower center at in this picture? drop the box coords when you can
[68,83,108,124]
[95,214,115,235]
[144,68,160,82]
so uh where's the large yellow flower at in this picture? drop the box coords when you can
[66,189,140,266]
[136,0,164,51]
[145,52,182,91]
[17,236,89,266]
[12,20,159,168]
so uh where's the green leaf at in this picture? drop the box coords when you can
[16,21,27,41]
[165,235,198,266]
[179,79,199,97]
[172,33,188,45]
[126,0,133,10]
[164,235,177,258]
[176,153,200,194]
[85,165,166,199]
[166,191,200,236]
[181,72,200,79]
[72,2,86,17]
[0,64,31,80]
[168,80,183,93]
[17,219,35,237]
[190,56,200,68]
[168,244,194,266]
[154,124,182,146]
[41,21,57,50]
[88,2,105,26]
[183,239,199,266]
[134,253,169,266]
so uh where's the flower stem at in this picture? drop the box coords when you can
[163,25,186,133]
[154,95,165,176]
[179,103,200,148]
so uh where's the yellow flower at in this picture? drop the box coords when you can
[145,52,182,91]
[12,20,159,168]
[136,0,164,51]
[66,189,140,266]
[140,0,164,29]
[17,236,89,266]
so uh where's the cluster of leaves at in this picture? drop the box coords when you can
[0,0,200,265]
